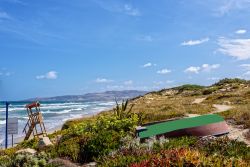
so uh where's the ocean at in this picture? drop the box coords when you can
[0,101,115,147]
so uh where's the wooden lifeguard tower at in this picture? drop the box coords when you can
[23,101,47,140]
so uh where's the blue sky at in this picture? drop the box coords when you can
[1,0,250,100]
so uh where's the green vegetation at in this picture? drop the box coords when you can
[1,78,250,166]
[174,84,205,93]
[97,136,249,166]
[213,78,249,86]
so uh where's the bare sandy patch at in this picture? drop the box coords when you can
[192,98,206,104]
[212,104,233,113]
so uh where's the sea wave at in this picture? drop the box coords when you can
[42,109,72,114]
[98,102,116,106]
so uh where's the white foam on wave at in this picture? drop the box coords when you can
[40,104,87,110]
[91,107,110,112]
[0,120,6,125]
[42,109,72,114]
[41,102,83,107]
[98,102,116,106]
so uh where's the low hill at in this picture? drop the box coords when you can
[23,90,147,102]
[126,78,250,145]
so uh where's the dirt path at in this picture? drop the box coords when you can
[212,104,233,113]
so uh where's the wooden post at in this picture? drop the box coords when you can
[5,102,9,149]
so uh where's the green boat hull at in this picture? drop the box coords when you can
[138,114,229,139]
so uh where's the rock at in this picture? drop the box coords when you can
[220,89,227,92]
[38,136,53,148]
[83,162,97,167]
[16,148,37,155]
[48,158,79,167]
[223,101,231,105]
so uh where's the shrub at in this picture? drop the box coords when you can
[130,148,249,167]
[57,137,81,162]
[1,152,50,167]
[17,138,39,150]
[196,137,250,161]
[175,84,205,92]
[57,109,139,163]
[113,99,134,120]
[203,87,218,95]
[213,78,249,86]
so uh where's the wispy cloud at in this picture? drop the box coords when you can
[217,37,250,60]
[2,0,24,4]
[184,64,220,74]
[93,1,141,16]
[0,11,11,20]
[136,35,153,42]
[240,64,250,70]
[124,80,133,85]
[239,70,250,79]
[0,68,14,77]
[235,29,247,34]
[123,4,140,16]
[95,78,113,83]
[36,71,58,80]
[207,77,220,81]
[215,0,250,16]
[157,68,171,74]
[153,80,174,85]
[142,62,156,68]
[181,37,209,46]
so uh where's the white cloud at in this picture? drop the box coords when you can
[157,69,171,74]
[184,64,220,74]
[181,37,209,46]
[142,63,153,68]
[95,78,113,83]
[235,29,247,34]
[36,71,58,80]
[124,80,133,85]
[0,11,11,20]
[202,64,220,72]
[136,35,153,42]
[184,66,201,74]
[217,37,250,60]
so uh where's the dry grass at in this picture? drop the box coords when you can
[127,81,250,129]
